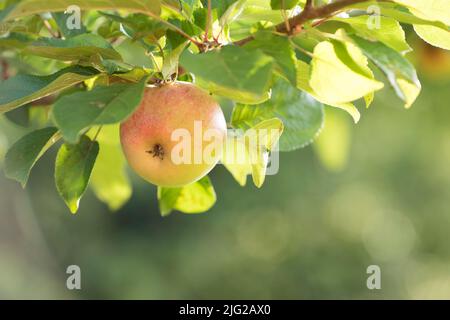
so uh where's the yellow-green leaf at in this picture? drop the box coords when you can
[222,118,283,188]
[413,25,450,50]
[296,60,361,123]
[157,176,216,216]
[310,40,384,105]
[333,15,412,53]
[393,0,450,25]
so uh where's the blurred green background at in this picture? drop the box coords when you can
[1,42,450,299]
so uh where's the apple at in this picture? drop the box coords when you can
[120,82,227,187]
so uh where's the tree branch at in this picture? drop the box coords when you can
[234,0,373,46]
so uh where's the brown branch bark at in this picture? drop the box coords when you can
[234,0,374,46]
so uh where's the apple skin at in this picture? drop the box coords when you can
[120,82,227,187]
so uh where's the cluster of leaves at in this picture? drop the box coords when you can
[0,0,449,215]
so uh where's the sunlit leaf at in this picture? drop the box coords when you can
[296,59,360,123]
[310,40,384,105]
[246,118,283,188]
[333,15,411,53]
[221,134,252,186]
[350,35,421,108]
[157,176,216,215]
[413,25,450,51]
[393,0,450,25]
[222,118,283,187]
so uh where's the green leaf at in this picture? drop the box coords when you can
[395,0,450,50]
[0,66,98,114]
[393,0,450,25]
[157,187,182,216]
[89,125,132,211]
[222,118,283,187]
[0,32,34,50]
[333,15,411,53]
[221,134,252,186]
[310,39,384,105]
[99,12,167,42]
[1,0,161,21]
[55,135,99,214]
[232,79,324,151]
[296,59,361,123]
[157,176,216,215]
[52,77,148,143]
[25,34,122,61]
[349,35,421,108]
[180,45,274,104]
[348,1,448,30]
[270,0,298,10]
[413,25,450,50]
[4,127,59,187]
[114,39,157,70]
[201,0,239,19]
[247,118,283,188]
[244,31,297,86]
[112,68,151,82]
[219,0,246,27]
[161,41,188,80]
[229,1,284,40]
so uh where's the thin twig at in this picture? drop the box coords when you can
[43,19,60,38]
[204,0,212,41]
[281,0,291,33]
[146,51,161,73]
